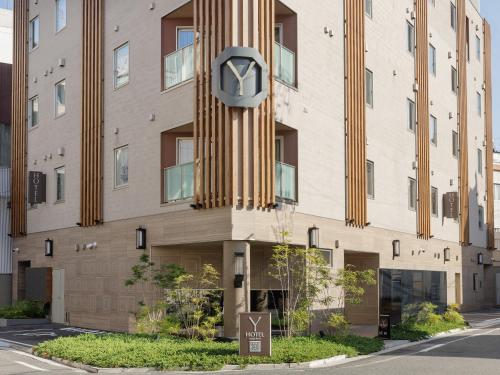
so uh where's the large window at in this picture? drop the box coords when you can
[114,146,129,188]
[55,0,66,32]
[0,0,13,10]
[176,138,194,164]
[430,115,437,146]
[407,98,415,132]
[429,44,436,76]
[28,96,39,129]
[408,177,417,211]
[114,42,130,89]
[367,160,374,199]
[477,148,483,175]
[407,22,415,55]
[450,2,457,31]
[55,79,66,117]
[477,92,482,116]
[55,167,65,202]
[431,186,438,217]
[29,16,39,50]
[451,66,458,94]
[494,184,500,200]
[365,69,373,108]
[476,35,481,61]
[478,206,484,229]
[452,130,458,157]
[176,27,194,49]
[365,0,372,18]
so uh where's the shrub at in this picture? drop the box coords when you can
[0,300,45,319]
[443,304,465,325]
[327,313,350,337]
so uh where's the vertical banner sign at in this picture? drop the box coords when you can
[28,171,46,204]
[443,192,459,219]
[239,312,271,356]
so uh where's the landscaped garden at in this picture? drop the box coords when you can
[0,300,45,319]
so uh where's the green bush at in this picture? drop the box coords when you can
[327,313,350,337]
[443,304,465,325]
[0,300,45,319]
[34,333,383,371]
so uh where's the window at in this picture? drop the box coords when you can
[430,115,437,146]
[176,138,194,164]
[114,146,129,188]
[274,24,283,45]
[478,206,484,229]
[55,167,65,202]
[29,16,40,50]
[320,249,333,267]
[367,160,374,199]
[28,96,39,129]
[408,177,417,211]
[176,27,194,49]
[476,35,481,61]
[365,0,372,18]
[429,44,436,76]
[477,148,482,175]
[466,17,470,61]
[477,92,482,116]
[494,184,500,200]
[450,2,457,31]
[431,187,438,217]
[0,0,13,10]
[451,66,457,94]
[407,22,415,55]
[407,99,416,132]
[114,42,129,89]
[275,136,284,162]
[473,273,479,291]
[365,69,373,107]
[55,80,66,117]
[452,130,458,157]
[55,0,66,32]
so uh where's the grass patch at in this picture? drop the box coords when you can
[34,334,383,371]
[390,320,466,341]
[0,301,45,319]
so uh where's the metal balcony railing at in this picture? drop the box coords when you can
[164,162,194,202]
[164,43,194,89]
[274,42,296,87]
[275,161,296,202]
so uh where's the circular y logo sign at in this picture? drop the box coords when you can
[212,47,269,108]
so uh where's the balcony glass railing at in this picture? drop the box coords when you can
[164,162,194,202]
[275,161,296,202]
[164,43,194,89]
[274,42,296,87]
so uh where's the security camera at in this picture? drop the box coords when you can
[12,248,19,253]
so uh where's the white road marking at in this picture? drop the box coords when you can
[10,349,71,368]
[0,338,32,347]
[14,360,48,372]
[0,328,52,334]
[418,343,445,352]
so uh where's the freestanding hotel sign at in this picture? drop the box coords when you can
[239,312,271,356]
[212,47,269,108]
[28,171,46,204]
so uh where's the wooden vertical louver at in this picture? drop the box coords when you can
[344,0,367,228]
[80,0,103,227]
[10,0,28,238]
[415,0,431,239]
[483,20,494,249]
[457,0,469,245]
[193,0,275,209]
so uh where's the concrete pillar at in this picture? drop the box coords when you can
[223,241,250,338]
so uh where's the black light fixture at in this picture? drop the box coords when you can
[234,251,245,288]
[444,247,451,262]
[136,227,147,250]
[308,225,320,249]
[45,239,53,257]
[392,240,401,259]
[477,253,484,265]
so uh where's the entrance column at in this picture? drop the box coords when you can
[223,241,250,338]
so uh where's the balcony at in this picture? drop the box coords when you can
[164,43,194,90]
[164,162,194,202]
[274,42,296,87]
[275,161,296,202]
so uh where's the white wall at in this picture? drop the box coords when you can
[0,8,12,64]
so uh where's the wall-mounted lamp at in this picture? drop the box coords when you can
[477,253,484,265]
[234,252,245,288]
[392,240,401,259]
[308,225,320,249]
[136,227,147,250]
[45,239,54,257]
[444,247,451,262]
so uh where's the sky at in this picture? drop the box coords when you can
[481,0,500,147]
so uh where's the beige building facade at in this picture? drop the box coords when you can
[10,0,495,335]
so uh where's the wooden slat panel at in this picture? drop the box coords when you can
[10,0,28,237]
[484,20,494,249]
[80,0,103,227]
[415,0,431,239]
[457,0,469,245]
[344,0,367,228]
[193,0,274,209]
